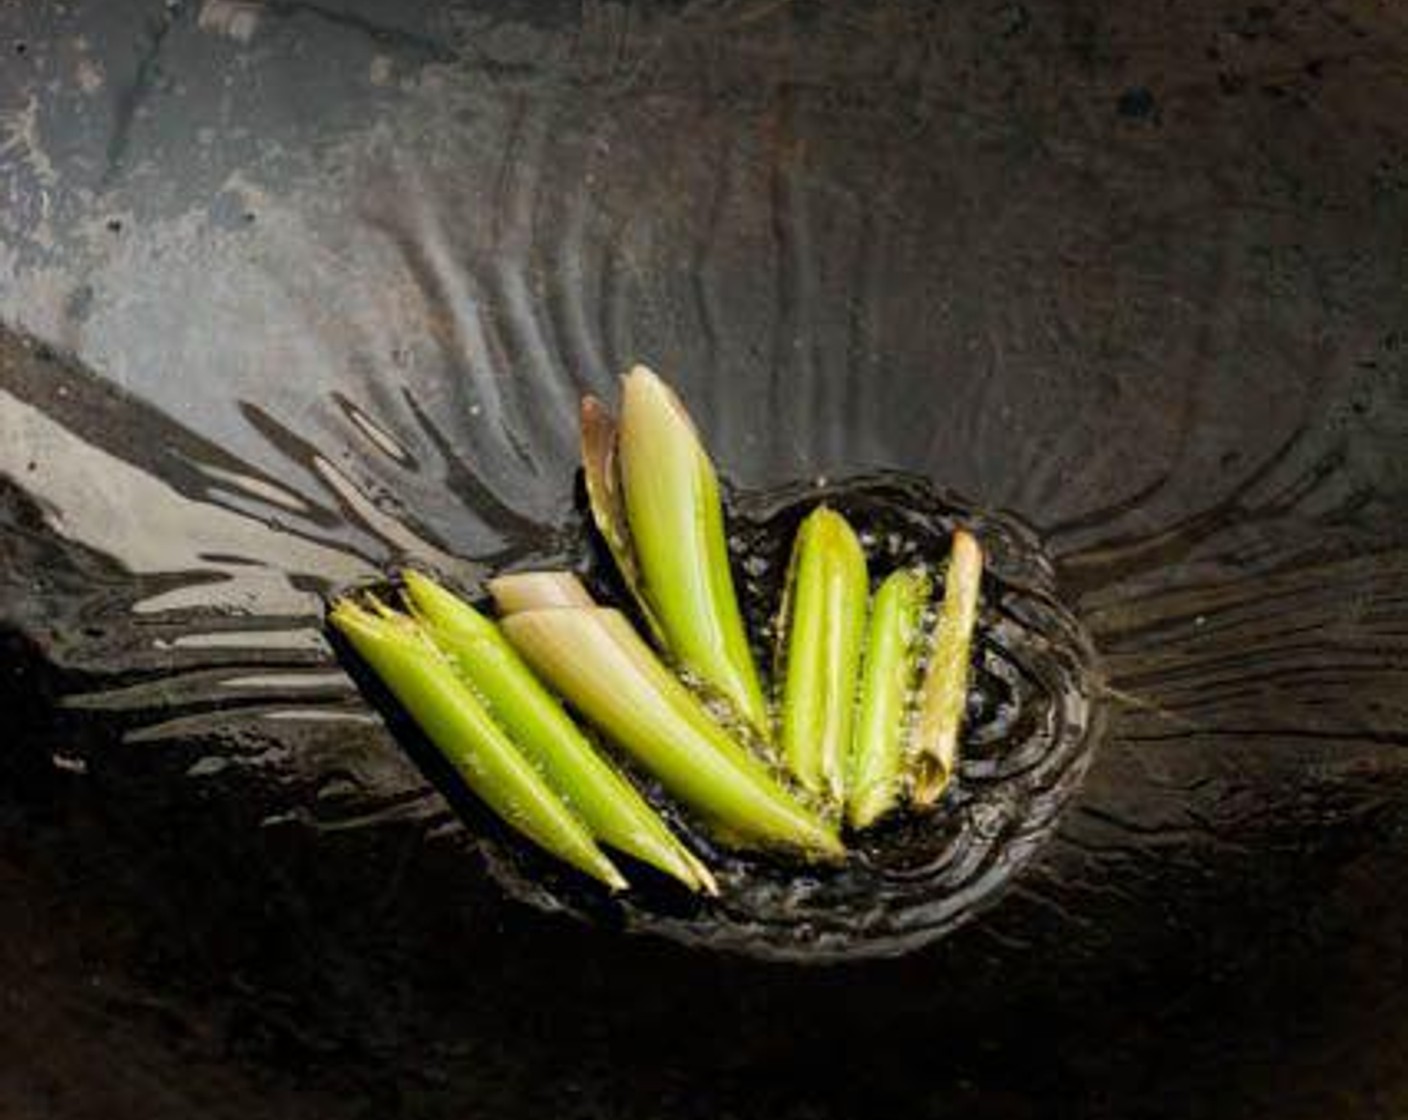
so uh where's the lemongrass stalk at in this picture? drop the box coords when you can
[776,507,868,805]
[910,530,984,807]
[610,366,769,735]
[847,568,931,829]
[489,570,594,614]
[581,395,665,643]
[504,609,843,859]
[402,571,715,894]
[492,577,842,859]
[329,599,627,890]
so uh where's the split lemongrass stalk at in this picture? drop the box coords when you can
[328,598,627,890]
[492,573,843,860]
[402,571,715,895]
[587,367,769,736]
[776,507,868,806]
[581,395,664,643]
[847,568,932,829]
[910,530,985,807]
[487,569,594,614]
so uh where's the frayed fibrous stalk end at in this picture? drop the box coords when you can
[583,366,770,740]
[910,530,984,807]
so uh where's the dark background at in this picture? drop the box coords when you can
[2,1,1406,1116]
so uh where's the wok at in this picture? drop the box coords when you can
[2,0,1406,1116]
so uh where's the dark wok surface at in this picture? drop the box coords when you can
[2,0,1406,1116]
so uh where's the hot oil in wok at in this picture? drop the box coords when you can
[470,473,1101,961]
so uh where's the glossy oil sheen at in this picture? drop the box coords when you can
[492,475,1099,960]
[2,0,1407,1115]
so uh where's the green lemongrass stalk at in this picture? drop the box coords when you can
[608,366,770,736]
[328,598,627,890]
[402,571,715,894]
[776,507,869,805]
[492,574,843,860]
[847,568,932,829]
[910,530,985,807]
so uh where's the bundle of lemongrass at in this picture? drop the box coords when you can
[330,367,983,894]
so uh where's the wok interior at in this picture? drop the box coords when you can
[1,0,1406,1116]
